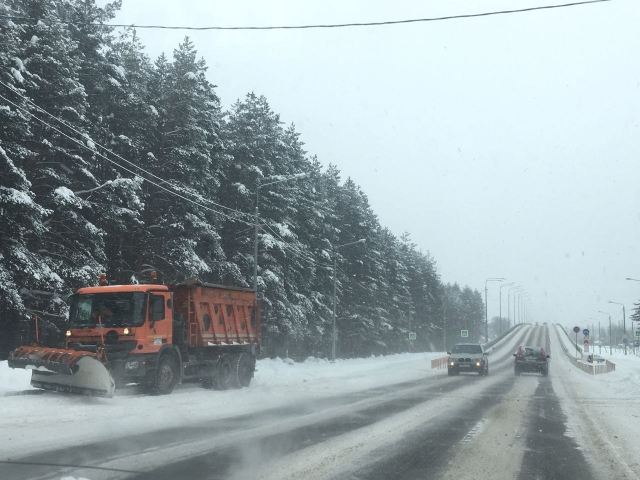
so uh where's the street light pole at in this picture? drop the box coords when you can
[513,288,523,324]
[608,301,626,354]
[499,283,514,334]
[598,310,612,355]
[625,278,640,354]
[332,238,366,362]
[507,286,518,328]
[253,173,308,293]
[485,278,505,342]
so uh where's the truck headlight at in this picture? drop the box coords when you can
[449,361,455,366]
[123,327,130,335]
[476,361,481,367]
[125,360,140,371]
[66,330,72,337]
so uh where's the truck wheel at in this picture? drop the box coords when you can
[485,365,489,376]
[230,353,254,389]
[514,367,520,376]
[447,369,454,376]
[152,354,179,395]
[218,355,233,390]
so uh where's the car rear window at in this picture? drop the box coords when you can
[522,347,541,356]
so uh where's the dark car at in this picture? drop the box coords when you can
[513,346,550,376]
[447,343,489,376]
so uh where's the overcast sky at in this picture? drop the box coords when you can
[101,0,640,334]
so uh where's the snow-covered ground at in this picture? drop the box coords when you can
[549,325,640,478]
[0,351,446,459]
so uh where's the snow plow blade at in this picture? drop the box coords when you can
[8,346,115,397]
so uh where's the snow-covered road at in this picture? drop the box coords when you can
[1,323,638,480]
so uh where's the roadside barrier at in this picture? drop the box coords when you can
[554,324,615,375]
[431,356,449,369]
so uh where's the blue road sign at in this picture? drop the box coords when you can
[623,338,628,344]
[583,328,590,336]
[635,340,640,347]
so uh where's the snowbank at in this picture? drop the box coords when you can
[0,351,444,458]
[549,326,640,477]
[0,359,33,392]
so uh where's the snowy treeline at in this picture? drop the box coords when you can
[0,0,486,359]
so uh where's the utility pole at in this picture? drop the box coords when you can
[499,283,514,334]
[608,301,626,355]
[332,238,366,362]
[485,278,505,342]
[254,173,308,293]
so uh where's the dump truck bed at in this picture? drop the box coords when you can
[171,283,260,349]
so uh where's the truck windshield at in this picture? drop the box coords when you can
[452,344,483,354]
[69,292,147,327]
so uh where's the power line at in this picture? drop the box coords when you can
[0,79,253,220]
[0,1,611,31]
[0,91,253,226]
[259,224,332,269]
[0,84,338,271]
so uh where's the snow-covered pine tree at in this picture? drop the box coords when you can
[141,38,228,284]
[8,0,105,294]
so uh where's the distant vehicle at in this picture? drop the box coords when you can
[447,343,489,376]
[543,322,548,326]
[513,346,550,376]
[534,322,539,326]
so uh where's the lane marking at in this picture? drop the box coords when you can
[460,417,488,444]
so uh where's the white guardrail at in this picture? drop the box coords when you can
[554,324,615,375]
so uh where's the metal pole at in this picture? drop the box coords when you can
[507,290,511,328]
[623,305,627,355]
[443,297,447,352]
[599,322,601,354]
[332,248,337,362]
[499,287,502,335]
[609,315,612,355]
[253,187,260,293]
[485,283,488,342]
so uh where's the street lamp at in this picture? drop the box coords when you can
[513,288,524,324]
[589,317,603,354]
[485,278,505,342]
[626,278,640,353]
[499,282,514,334]
[253,173,308,292]
[507,286,519,327]
[521,293,531,322]
[598,310,613,355]
[608,300,627,354]
[332,238,366,361]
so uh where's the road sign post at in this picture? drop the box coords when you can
[573,326,580,358]
[461,329,469,338]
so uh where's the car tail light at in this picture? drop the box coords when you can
[540,347,546,359]
[516,346,522,357]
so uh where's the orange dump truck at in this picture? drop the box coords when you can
[8,277,260,396]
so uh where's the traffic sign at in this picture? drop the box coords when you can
[623,338,628,344]
[635,329,640,338]
[409,332,417,340]
[573,326,580,333]
[461,329,469,338]
[584,338,589,345]
[583,328,590,337]
[635,340,640,347]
